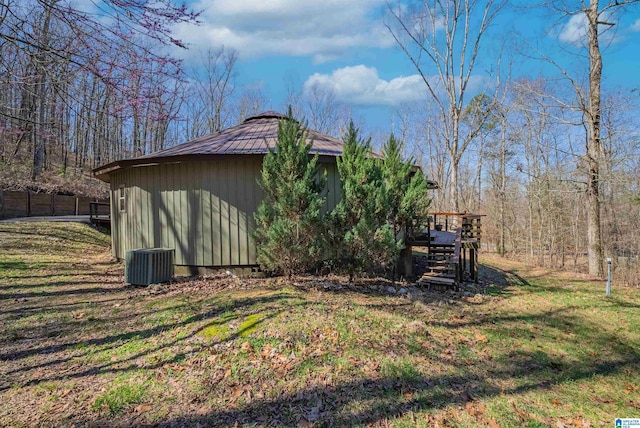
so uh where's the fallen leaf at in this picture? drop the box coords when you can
[488,419,500,428]
[465,401,476,416]
[475,333,488,343]
[232,387,243,400]
[196,406,209,416]
[135,404,152,413]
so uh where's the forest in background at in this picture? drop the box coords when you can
[0,0,639,280]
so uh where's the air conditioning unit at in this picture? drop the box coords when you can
[125,248,175,285]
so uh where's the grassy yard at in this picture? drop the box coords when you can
[0,222,639,427]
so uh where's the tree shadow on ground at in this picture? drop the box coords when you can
[0,283,129,300]
[478,262,530,288]
[150,309,640,427]
[0,293,307,391]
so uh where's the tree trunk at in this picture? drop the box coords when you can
[450,158,459,212]
[498,121,507,256]
[450,108,461,212]
[32,5,53,180]
[586,0,604,277]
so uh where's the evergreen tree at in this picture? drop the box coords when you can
[382,134,431,242]
[254,112,326,276]
[332,121,396,279]
[381,134,432,279]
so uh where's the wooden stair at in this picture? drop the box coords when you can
[417,232,461,290]
[408,212,482,290]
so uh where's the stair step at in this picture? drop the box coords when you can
[422,270,456,278]
[418,276,456,285]
[427,267,456,273]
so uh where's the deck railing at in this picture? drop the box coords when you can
[89,202,110,226]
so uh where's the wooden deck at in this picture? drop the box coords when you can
[408,212,483,289]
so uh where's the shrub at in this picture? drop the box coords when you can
[331,121,396,279]
[254,112,326,276]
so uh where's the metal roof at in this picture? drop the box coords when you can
[92,111,437,189]
[94,111,358,181]
[135,111,347,159]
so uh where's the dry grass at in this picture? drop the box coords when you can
[1,223,639,427]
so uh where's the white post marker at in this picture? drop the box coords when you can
[606,258,612,296]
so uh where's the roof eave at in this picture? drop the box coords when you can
[93,161,121,183]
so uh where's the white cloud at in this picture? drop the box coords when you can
[557,12,618,46]
[303,65,490,107]
[304,65,426,106]
[631,19,640,32]
[558,14,588,45]
[173,0,394,60]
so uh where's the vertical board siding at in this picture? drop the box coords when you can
[168,164,177,257]
[247,167,257,264]
[238,165,248,265]
[194,162,204,266]
[319,162,342,216]
[109,186,118,258]
[140,168,148,248]
[178,163,187,264]
[211,165,222,266]
[219,161,231,266]
[229,164,239,266]
[202,163,213,266]
[110,156,338,267]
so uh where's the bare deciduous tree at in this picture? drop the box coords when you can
[541,0,639,276]
[386,0,506,211]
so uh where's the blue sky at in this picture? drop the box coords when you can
[171,0,640,133]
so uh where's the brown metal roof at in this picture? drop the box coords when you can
[93,111,357,181]
[135,111,347,159]
[92,111,437,189]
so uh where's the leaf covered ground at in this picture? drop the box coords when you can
[0,222,639,427]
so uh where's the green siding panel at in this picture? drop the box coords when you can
[202,163,213,266]
[109,156,340,267]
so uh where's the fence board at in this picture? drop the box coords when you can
[0,190,108,219]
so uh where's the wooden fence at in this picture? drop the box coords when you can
[0,190,109,220]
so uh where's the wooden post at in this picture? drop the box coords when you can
[0,189,4,219]
[400,245,413,280]
[470,247,476,284]
[51,193,55,216]
[474,248,479,284]
[461,246,465,282]
[75,197,79,215]
[27,191,31,217]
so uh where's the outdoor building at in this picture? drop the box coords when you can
[94,111,379,273]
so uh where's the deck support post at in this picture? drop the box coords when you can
[400,245,413,280]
